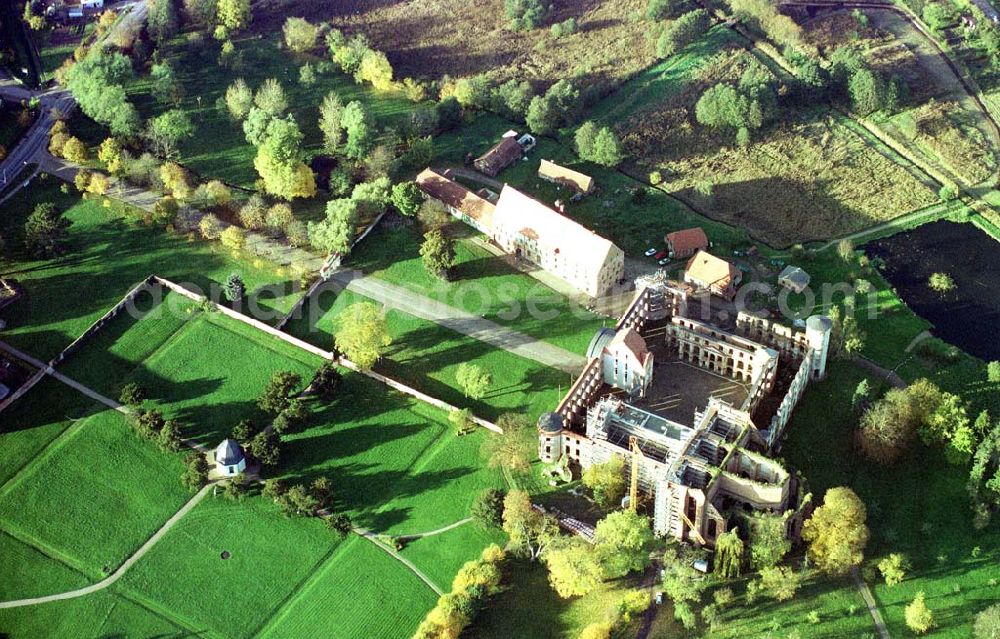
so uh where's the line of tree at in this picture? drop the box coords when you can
[412,544,508,638]
[656,9,711,59]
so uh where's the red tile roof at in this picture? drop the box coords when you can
[665,228,709,258]
[416,168,495,228]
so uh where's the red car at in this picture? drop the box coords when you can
[654,250,667,260]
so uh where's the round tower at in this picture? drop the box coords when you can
[537,412,564,463]
[805,315,833,380]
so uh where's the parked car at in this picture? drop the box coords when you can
[658,257,671,266]
[645,247,658,257]
[654,250,667,260]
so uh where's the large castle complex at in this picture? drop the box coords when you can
[538,273,832,547]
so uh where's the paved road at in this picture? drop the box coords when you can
[331,270,588,374]
[0,483,212,609]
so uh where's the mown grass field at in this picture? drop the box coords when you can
[119,494,337,637]
[470,559,658,638]
[348,223,608,354]
[0,407,190,577]
[285,287,573,422]
[279,366,506,533]
[399,523,506,590]
[0,588,184,638]
[0,533,90,600]
[0,178,303,361]
[259,535,438,639]
[586,25,937,247]
[58,290,324,445]
[125,32,419,189]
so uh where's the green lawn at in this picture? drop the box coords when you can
[0,178,303,361]
[57,290,324,445]
[126,32,420,188]
[347,223,608,354]
[0,376,103,487]
[399,523,506,591]
[258,535,438,639]
[119,494,337,638]
[469,559,650,639]
[0,532,90,600]
[0,589,185,638]
[280,367,506,534]
[0,408,190,577]
[285,287,573,422]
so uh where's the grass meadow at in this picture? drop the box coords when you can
[347,223,608,354]
[58,289,324,444]
[285,287,574,422]
[0,407,189,577]
[258,535,438,639]
[0,178,303,361]
[584,26,937,247]
[0,589,184,638]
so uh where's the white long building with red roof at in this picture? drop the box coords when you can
[416,169,624,297]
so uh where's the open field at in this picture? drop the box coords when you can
[0,178,303,361]
[348,223,608,354]
[433,113,752,256]
[259,0,657,90]
[469,559,657,638]
[259,535,438,639]
[399,523,506,589]
[0,407,189,577]
[587,26,938,247]
[58,289,323,445]
[284,287,573,422]
[119,494,337,637]
[125,32,419,188]
[0,533,90,600]
[279,365,506,533]
[0,588,184,638]
[798,7,999,186]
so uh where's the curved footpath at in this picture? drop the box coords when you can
[0,483,212,610]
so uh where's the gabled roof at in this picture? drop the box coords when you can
[475,137,522,175]
[416,168,495,228]
[665,228,709,255]
[215,439,245,465]
[609,328,651,368]
[685,250,739,288]
[493,185,620,273]
[778,265,810,289]
[538,159,594,193]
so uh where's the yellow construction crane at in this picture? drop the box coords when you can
[629,436,642,512]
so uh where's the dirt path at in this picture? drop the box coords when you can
[330,269,587,374]
[353,528,444,596]
[397,517,473,541]
[0,483,212,609]
[852,567,892,639]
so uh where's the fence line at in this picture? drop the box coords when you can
[0,368,46,414]
[49,278,155,367]
[337,358,501,433]
[153,277,501,433]
[152,277,337,361]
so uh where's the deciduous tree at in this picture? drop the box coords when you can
[309,198,359,255]
[283,17,318,53]
[420,229,456,280]
[906,591,935,635]
[502,489,558,560]
[802,486,868,576]
[258,370,302,414]
[225,78,253,120]
[581,456,626,509]
[594,510,654,578]
[334,301,392,370]
[455,362,492,399]
[544,538,604,597]
[714,529,744,579]
[482,413,535,473]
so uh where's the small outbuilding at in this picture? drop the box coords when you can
[778,265,811,293]
[474,134,523,177]
[665,227,709,259]
[538,159,594,194]
[214,439,247,476]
